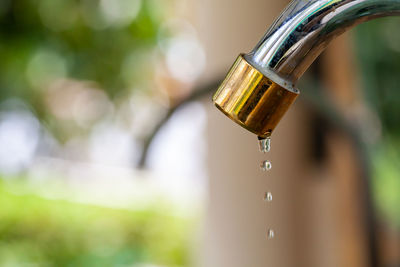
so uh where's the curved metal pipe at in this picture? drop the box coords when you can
[247,0,400,88]
[213,0,400,137]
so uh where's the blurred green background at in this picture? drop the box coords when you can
[355,17,400,226]
[0,179,193,267]
[0,0,161,140]
[0,0,204,266]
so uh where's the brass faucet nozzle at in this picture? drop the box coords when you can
[212,54,299,138]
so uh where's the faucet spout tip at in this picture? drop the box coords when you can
[213,54,299,137]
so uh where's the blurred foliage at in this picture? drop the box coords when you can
[371,141,400,225]
[0,2,198,263]
[0,179,193,266]
[355,17,400,136]
[354,18,400,226]
[0,0,169,141]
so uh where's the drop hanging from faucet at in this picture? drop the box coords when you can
[258,136,271,153]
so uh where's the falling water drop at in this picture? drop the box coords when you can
[258,136,271,153]
[267,229,275,239]
[260,160,272,171]
[264,192,273,202]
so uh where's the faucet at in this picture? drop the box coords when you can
[213,0,400,138]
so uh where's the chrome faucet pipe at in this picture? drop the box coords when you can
[247,0,400,88]
[213,0,400,137]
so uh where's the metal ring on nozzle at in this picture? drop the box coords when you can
[213,54,299,138]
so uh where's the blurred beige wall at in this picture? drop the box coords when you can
[189,0,289,80]
[190,0,307,266]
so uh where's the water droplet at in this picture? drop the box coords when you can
[260,160,272,171]
[267,229,275,239]
[264,192,273,202]
[258,136,271,153]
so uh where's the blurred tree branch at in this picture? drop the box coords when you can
[137,78,221,168]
